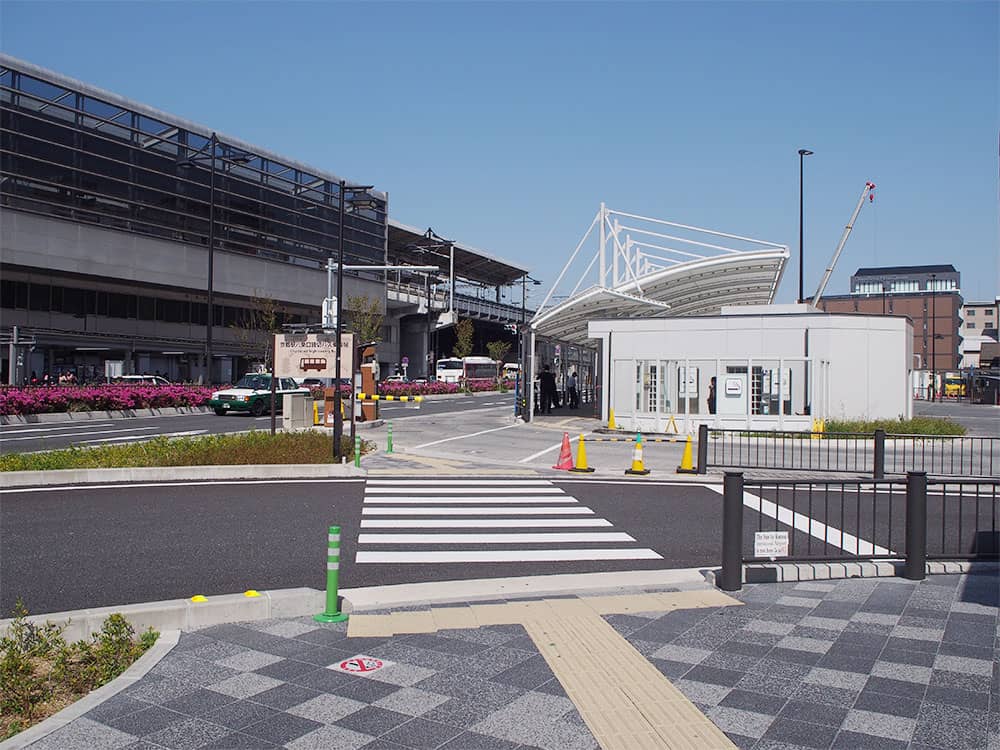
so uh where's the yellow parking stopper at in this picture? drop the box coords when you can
[190,595,208,603]
[244,590,261,598]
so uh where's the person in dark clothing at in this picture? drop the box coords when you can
[707,376,717,414]
[539,365,557,414]
[567,371,579,409]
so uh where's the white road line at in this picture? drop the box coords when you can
[356,549,663,563]
[358,532,636,544]
[1,479,364,494]
[360,518,614,528]
[706,486,893,557]
[76,429,208,445]
[1,426,160,442]
[367,479,550,486]
[518,434,585,464]
[0,422,116,434]
[361,506,595,516]
[363,496,578,504]
[365,486,564,495]
[412,423,518,449]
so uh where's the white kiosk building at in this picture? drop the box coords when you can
[529,205,912,430]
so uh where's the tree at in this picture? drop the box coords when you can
[486,340,512,379]
[452,318,475,359]
[346,295,383,346]
[229,291,286,369]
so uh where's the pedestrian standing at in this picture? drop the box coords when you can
[567,370,579,409]
[539,365,557,414]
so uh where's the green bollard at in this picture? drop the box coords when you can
[354,435,361,468]
[314,525,348,623]
[387,421,393,454]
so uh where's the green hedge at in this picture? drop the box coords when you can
[0,431,369,472]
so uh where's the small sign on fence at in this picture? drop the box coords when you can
[754,531,789,558]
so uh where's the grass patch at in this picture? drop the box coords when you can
[823,416,966,436]
[0,430,370,472]
[1,602,158,740]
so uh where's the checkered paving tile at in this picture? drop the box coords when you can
[16,573,998,749]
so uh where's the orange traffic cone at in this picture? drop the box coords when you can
[570,433,595,473]
[676,435,697,474]
[552,432,574,470]
[625,433,651,475]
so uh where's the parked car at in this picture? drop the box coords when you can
[207,374,309,416]
[112,375,171,386]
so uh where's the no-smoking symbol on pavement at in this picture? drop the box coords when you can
[341,656,382,672]
[329,654,391,675]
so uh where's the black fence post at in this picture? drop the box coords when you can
[697,424,709,475]
[873,429,885,480]
[904,471,927,581]
[719,472,744,591]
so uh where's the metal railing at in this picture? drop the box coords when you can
[718,471,999,590]
[699,425,999,479]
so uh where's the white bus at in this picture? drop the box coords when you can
[435,356,497,383]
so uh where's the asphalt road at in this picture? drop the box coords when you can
[0,393,514,454]
[913,399,1000,436]
[0,477,720,615]
[3,474,993,616]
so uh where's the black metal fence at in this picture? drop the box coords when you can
[718,471,1000,591]
[698,425,999,479]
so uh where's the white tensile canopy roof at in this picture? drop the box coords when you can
[531,205,788,344]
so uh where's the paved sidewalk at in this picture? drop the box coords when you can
[16,573,1000,750]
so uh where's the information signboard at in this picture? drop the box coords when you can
[274,333,354,379]
[754,531,789,558]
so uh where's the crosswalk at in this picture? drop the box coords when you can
[355,478,662,563]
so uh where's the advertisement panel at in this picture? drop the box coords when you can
[274,333,354,379]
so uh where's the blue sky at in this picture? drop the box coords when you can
[4,1,998,305]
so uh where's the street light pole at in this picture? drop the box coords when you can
[930,273,937,402]
[206,132,217,384]
[333,179,347,461]
[797,148,813,304]
[331,180,377,461]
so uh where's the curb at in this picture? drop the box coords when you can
[0,571,715,644]
[0,629,181,750]
[0,588,326,643]
[339,568,715,611]
[0,463,365,489]
[1,406,211,425]
[704,559,1000,586]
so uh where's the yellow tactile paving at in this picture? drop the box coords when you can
[468,602,522,625]
[343,589,741,749]
[429,606,479,631]
[579,593,670,614]
[345,613,394,638]
[388,610,436,634]
[521,611,737,749]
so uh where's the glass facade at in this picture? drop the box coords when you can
[0,64,387,271]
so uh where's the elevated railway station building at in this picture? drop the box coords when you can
[0,55,528,384]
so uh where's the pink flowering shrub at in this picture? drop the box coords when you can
[464,378,498,392]
[377,381,460,397]
[0,385,216,416]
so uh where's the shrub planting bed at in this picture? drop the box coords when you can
[824,416,966,436]
[1,602,158,739]
[0,385,214,417]
[0,430,368,471]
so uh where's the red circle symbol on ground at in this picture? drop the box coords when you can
[339,657,383,673]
